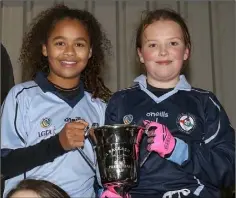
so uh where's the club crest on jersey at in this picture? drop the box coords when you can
[123,114,133,124]
[176,113,196,134]
[40,118,51,128]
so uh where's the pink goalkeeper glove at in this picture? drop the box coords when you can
[101,190,122,198]
[144,120,176,158]
[101,189,130,198]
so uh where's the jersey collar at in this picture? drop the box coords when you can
[134,74,191,91]
[34,72,85,108]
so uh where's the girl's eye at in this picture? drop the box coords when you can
[170,41,179,46]
[76,43,85,47]
[148,43,157,48]
[55,42,65,46]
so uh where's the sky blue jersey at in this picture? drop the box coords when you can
[1,72,106,198]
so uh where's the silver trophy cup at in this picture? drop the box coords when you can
[93,124,140,197]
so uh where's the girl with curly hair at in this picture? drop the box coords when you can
[1,4,112,198]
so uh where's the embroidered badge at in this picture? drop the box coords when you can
[176,113,196,134]
[40,118,51,128]
[123,114,133,124]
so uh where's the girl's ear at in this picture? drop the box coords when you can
[183,47,190,61]
[137,48,144,63]
[42,44,48,57]
[88,48,92,59]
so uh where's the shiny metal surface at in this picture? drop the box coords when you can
[94,124,140,188]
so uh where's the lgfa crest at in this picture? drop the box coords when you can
[40,118,51,128]
[123,114,133,125]
[176,113,196,134]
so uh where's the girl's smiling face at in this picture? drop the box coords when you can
[42,18,92,88]
[138,20,190,88]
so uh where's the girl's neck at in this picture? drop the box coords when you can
[147,76,179,89]
[47,75,80,89]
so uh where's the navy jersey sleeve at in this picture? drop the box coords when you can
[180,92,235,188]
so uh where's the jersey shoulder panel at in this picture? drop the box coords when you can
[190,87,218,101]
[110,84,140,101]
[10,81,39,99]
[5,81,40,115]
[191,87,212,94]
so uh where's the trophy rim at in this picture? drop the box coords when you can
[95,124,139,129]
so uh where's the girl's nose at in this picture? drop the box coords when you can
[63,45,75,56]
[158,45,168,56]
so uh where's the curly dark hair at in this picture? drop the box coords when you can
[6,179,70,198]
[19,4,112,101]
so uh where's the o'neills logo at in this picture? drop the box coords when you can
[146,111,168,117]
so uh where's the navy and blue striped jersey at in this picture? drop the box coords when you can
[1,72,106,197]
[105,75,235,198]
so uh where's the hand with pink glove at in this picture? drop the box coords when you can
[101,190,122,198]
[144,120,176,158]
[100,186,131,198]
[143,120,189,165]
[101,190,130,198]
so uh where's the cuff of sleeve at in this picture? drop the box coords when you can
[97,188,104,198]
[166,138,189,165]
[48,134,67,157]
